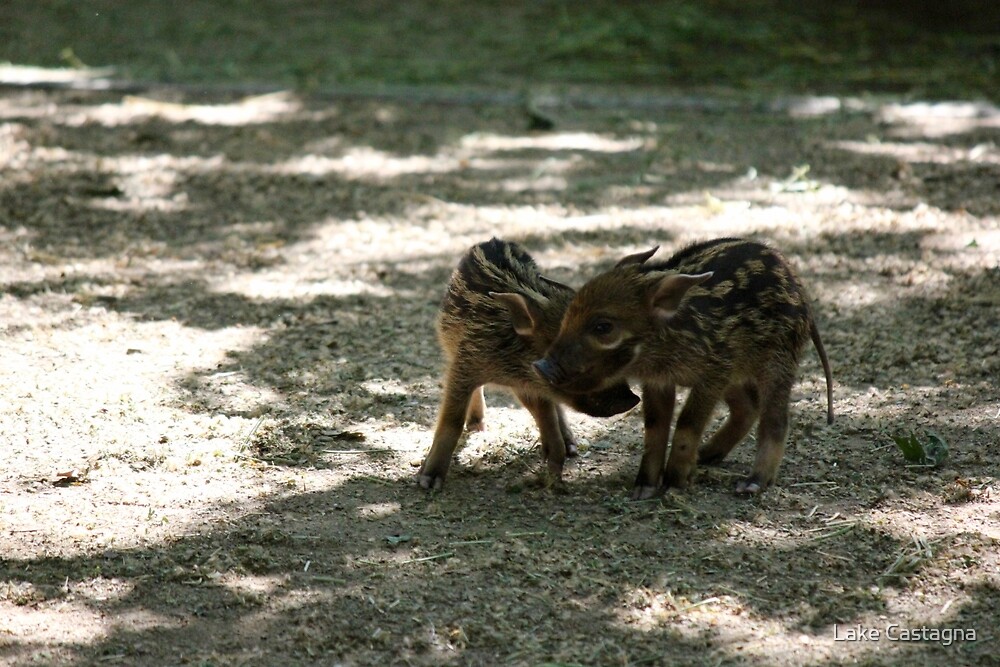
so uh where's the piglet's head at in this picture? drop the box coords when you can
[489,280,639,416]
[488,275,574,359]
[534,247,711,393]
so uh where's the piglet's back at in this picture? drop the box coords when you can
[644,238,812,357]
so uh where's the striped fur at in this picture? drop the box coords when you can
[418,238,638,491]
[538,237,833,497]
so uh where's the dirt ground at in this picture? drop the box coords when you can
[1,82,999,667]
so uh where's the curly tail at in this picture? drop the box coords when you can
[809,318,834,424]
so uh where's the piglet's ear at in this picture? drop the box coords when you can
[490,292,541,336]
[615,246,659,267]
[649,272,713,321]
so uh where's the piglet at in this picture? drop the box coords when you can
[534,238,833,498]
[417,238,639,490]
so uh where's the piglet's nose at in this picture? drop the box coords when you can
[532,358,561,385]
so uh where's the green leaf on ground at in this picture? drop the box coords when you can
[892,431,949,467]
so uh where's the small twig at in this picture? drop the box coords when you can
[625,496,665,505]
[448,539,495,547]
[705,468,741,478]
[663,495,700,514]
[879,534,936,581]
[353,474,394,486]
[807,524,857,542]
[677,597,721,613]
[400,552,453,564]
[323,448,392,455]
[715,584,773,604]
[506,530,545,538]
[241,415,266,448]
[816,549,852,562]
[806,520,855,532]
[790,481,839,487]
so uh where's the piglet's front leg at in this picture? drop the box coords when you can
[631,384,675,500]
[517,391,569,482]
[662,385,720,491]
[417,368,478,490]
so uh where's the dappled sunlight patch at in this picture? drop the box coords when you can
[0,314,268,479]
[616,586,742,632]
[210,272,396,299]
[272,146,591,184]
[837,383,966,422]
[360,378,411,398]
[218,574,291,602]
[0,121,31,171]
[828,139,1000,166]
[612,586,848,663]
[196,368,287,417]
[296,199,934,270]
[271,146,460,179]
[356,502,402,520]
[0,601,110,645]
[667,178,855,211]
[0,63,116,87]
[613,579,982,663]
[782,95,869,118]
[357,422,440,460]
[459,131,645,153]
[878,101,1000,139]
[818,276,886,309]
[921,228,1000,257]
[86,159,190,213]
[13,146,224,215]
[65,92,302,127]
[481,173,569,193]
[306,211,489,265]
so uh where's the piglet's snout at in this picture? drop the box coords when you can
[532,358,563,386]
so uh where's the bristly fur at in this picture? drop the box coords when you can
[437,238,572,384]
[540,237,833,497]
[417,238,638,491]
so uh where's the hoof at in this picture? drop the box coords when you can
[465,420,485,433]
[630,484,661,501]
[662,469,692,491]
[535,473,566,491]
[735,479,764,495]
[416,472,444,491]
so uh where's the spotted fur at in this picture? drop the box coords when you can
[537,237,833,497]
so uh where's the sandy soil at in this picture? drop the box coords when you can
[1,85,998,666]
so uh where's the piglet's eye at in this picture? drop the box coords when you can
[591,320,614,336]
